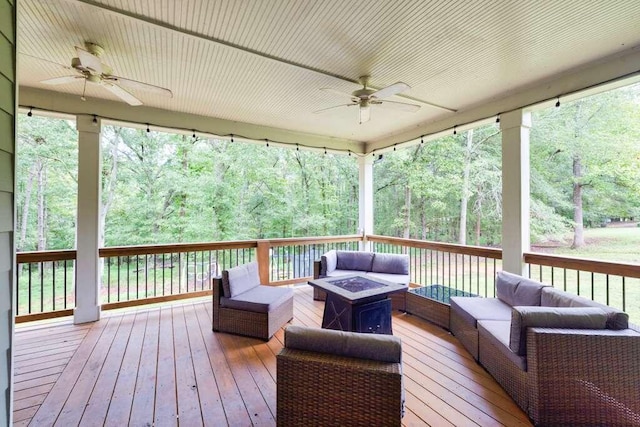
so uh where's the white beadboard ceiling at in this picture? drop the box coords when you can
[17,0,640,145]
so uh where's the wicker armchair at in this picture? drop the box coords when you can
[212,262,293,341]
[277,325,403,426]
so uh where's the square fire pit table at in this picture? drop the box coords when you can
[406,285,479,330]
[308,274,407,335]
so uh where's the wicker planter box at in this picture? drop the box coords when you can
[406,285,478,330]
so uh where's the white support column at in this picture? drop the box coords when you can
[358,155,374,251]
[74,115,102,324]
[501,110,531,275]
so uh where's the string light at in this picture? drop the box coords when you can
[230,134,234,143]
[265,138,269,147]
[324,147,327,155]
[555,97,561,108]
[296,144,299,151]
[348,150,351,157]
[372,152,376,157]
[192,130,196,138]
[393,145,397,151]
[453,126,457,135]
[146,123,150,133]
[92,115,98,124]
[496,115,500,123]
[420,135,424,144]
[27,107,33,117]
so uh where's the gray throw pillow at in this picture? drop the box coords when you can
[509,306,608,355]
[541,287,629,330]
[320,250,337,276]
[496,271,547,306]
[222,261,260,298]
[336,251,375,272]
[371,253,409,275]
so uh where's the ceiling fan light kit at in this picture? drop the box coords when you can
[315,75,420,124]
[39,42,172,106]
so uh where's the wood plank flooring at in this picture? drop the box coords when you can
[13,285,532,426]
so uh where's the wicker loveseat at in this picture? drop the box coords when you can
[277,325,404,426]
[450,271,640,426]
[313,250,410,310]
[212,261,293,341]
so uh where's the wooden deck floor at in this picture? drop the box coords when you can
[13,285,532,426]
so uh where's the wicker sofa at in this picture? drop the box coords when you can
[450,271,640,426]
[212,261,293,341]
[277,325,404,426]
[313,250,410,310]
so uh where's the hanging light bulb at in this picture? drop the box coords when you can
[231,134,234,143]
[265,139,269,147]
[555,97,561,108]
[27,107,33,117]
[496,115,500,123]
[420,135,424,144]
[92,115,98,125]
[146,124,150,133]
[453,126,457,135]
[296,144,299,151]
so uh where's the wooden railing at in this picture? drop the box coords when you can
[15,236,640,323]
[15,235,363,321]
[525,252,640,321]
[367,235,503,298]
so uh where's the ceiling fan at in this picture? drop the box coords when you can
[314,75,420,124]
[38,42,173,106]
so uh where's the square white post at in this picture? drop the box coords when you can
[358,155,374,251]
[74,115,102,323]
[501,110,531,275]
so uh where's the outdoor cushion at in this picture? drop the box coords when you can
[509,306,608,355]
[222,261,260,298]
[371,253,409,275]
[478,320,527,371]
[336,251,375,272]
[365,272,410,285]
[220,285,293,314]
[284,325,402,363]
[450,297,513,327]
[326,269,365,277]
[541,287,629,329]
[320,250,338,276]
[496,271,547,307]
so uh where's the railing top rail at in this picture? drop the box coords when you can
[17,250,77,263]
[99,240,258,257]
[367,235,502,259]
[266,235,363,247]
[525,252,640,279]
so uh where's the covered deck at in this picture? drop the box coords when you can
[13,285,531,426]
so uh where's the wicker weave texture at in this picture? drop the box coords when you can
[212,277,293,341]
[478,331,528,412]
[277,348,403,426]
[450,309,479,360]
[405,292,450,329]
[527,329,640,426]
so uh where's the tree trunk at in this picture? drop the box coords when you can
[572,155,585,248]
[100,128,122,248]
[18,164,38,251]
[36,160,47,251]
[459,129,473,245]
[402,185,411,238]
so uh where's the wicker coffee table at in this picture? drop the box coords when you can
[406,285,478,330]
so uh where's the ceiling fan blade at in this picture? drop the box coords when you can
[41,75,84,85]
[320,87,357,100]
[20,53,74,70]
[379,99,421,112]
[105,76,173,97]
[103,83,143,106]
[75,46,103,74]
[313,103,357,114]
[370,82,410,99]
